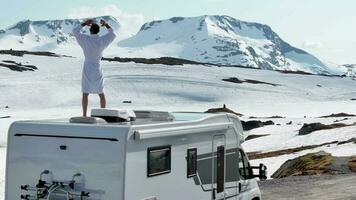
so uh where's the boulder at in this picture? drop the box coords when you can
[298,123,349,135]
[263,120,275,126]
[241,120,264,131]
[271,151,333,179]
[205,105,243,117]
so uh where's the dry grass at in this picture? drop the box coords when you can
[247,137,356,161]
[348,157,356,172]
[247,141,338,160]
[271,152,334,178]
[291,153,334,176]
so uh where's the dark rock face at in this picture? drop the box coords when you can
[169,17,184,23]
[298,123,350,135]
[212,38,244,58]
[319,113,356,118]
[245,134,270,141]
[334,118,349,123]
[197,18,205,31]
[0,116,11,119]
[205,106,243,117]
[241,120,264,131]
[9,20,31,36]
[0,60,38,72]
[140,20,163,31]
[241,120,275,131]
[338,138,356,145]
[263,120,275,126]
[222,77,244,83]
[222,77,279,86]
[102,56,208,66]
[299,123,324,135]
[0,50,63,57]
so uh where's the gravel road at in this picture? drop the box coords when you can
[259,175,356,200]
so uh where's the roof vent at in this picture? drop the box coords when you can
[69,117,107,124]
[134,111,175,122]
[91,108,136,122]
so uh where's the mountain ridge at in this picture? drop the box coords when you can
[0,15,343,75]
[120,15,335,74]
[0,16,121,53]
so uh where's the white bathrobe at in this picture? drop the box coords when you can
[73,25,116,94]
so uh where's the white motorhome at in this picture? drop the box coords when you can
[6,109,266,200]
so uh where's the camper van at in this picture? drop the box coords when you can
[5,109,266,200]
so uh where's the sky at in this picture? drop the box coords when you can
[0,0,356,64]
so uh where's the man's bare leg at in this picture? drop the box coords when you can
[82,93,89,117]
[99,93,106,108]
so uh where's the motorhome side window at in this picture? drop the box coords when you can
[147,145,171,177]
[238,150,252,180]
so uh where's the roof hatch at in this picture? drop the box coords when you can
[91,108,136,122]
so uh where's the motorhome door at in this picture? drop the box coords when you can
[212,134,226,200]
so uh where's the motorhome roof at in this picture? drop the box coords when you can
[18,112,225,126]
[10,111,244,142]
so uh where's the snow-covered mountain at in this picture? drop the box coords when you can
[0,16,121,53]
[119,15,338,74]
[340,64,356,77]
[0,15,341,74]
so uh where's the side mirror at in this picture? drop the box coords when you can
[251,163,267,180]
[258,163,267,180]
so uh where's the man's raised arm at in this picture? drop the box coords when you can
[99,19,116,48]
[73,19,93,46]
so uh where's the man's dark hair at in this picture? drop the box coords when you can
[90,23,100,34]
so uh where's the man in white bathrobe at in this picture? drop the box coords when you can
[73,19,116,116]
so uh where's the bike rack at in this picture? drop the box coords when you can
[20,170,90,200]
